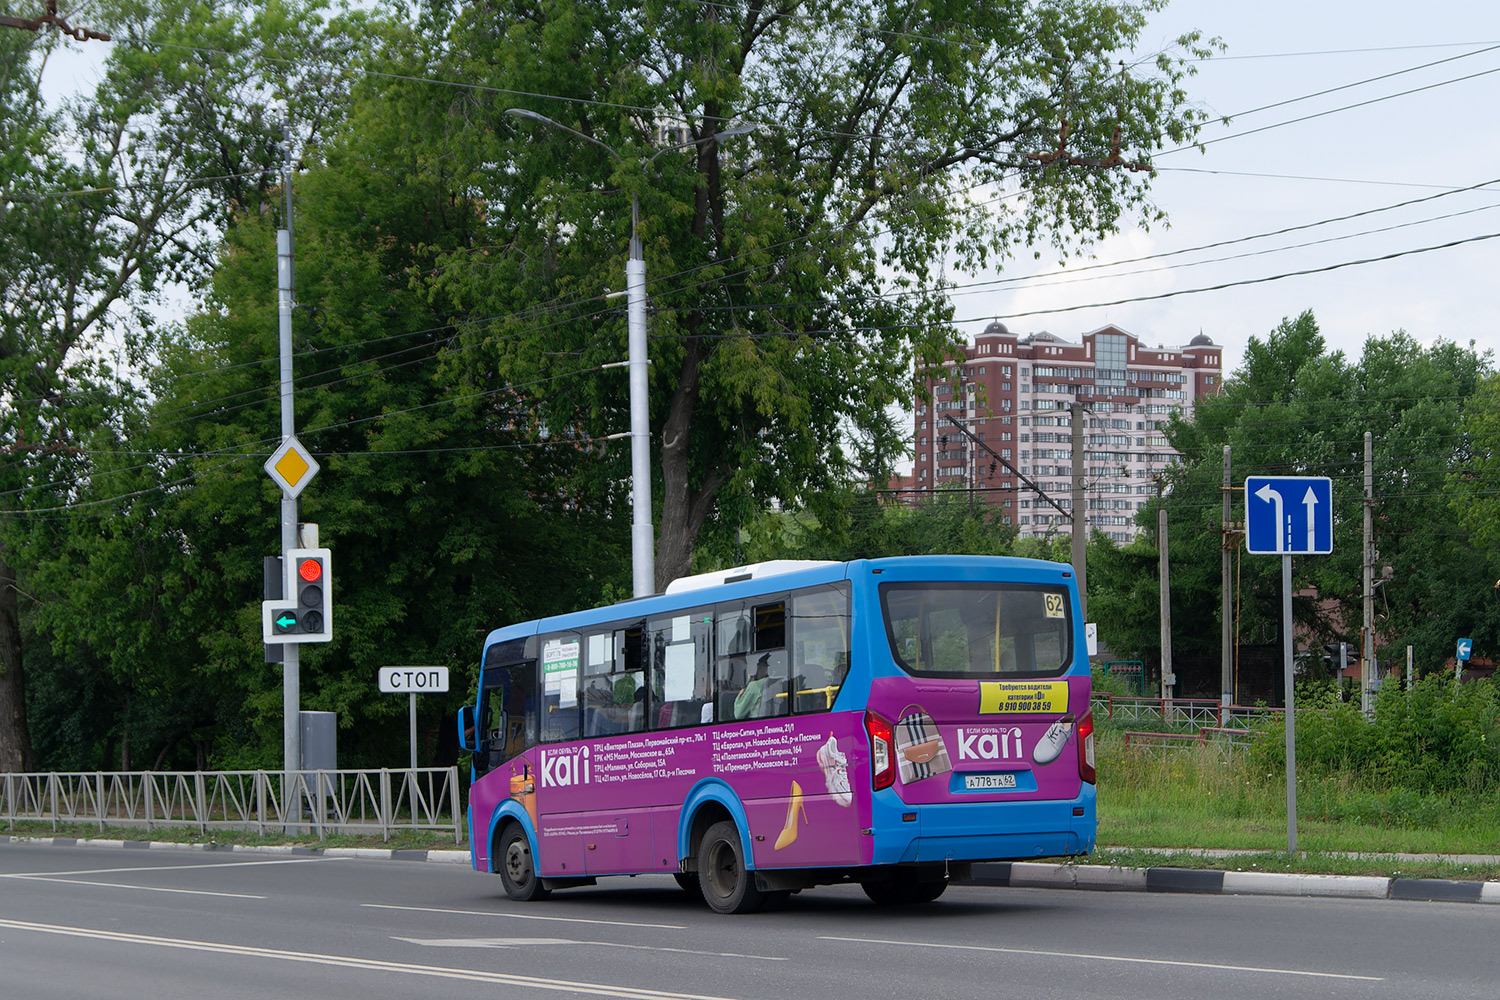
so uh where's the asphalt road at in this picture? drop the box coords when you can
[1,843,1497,999]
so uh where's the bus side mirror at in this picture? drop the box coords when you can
[457,705,479,752]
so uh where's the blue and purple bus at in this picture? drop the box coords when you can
[457,555,1095,913]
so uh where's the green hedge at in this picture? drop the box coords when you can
[1248,675,1500,794]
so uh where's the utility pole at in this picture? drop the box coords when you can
[1362,432,1375,712]
[277,144,301,779]
[969,401,977,517]
[1222,445,1233,706]
[624,194,654,598]
[1070,401,1087,619]
[1158,506,1172,701]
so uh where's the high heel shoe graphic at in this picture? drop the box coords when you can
[774,780,807,850]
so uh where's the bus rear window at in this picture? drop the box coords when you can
[880,583,1071,678]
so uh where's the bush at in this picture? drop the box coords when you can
[1247,674,1500,795]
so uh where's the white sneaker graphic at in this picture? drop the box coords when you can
[1031,717,1074,766]
[817,735,852,806]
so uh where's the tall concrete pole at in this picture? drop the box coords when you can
[1158,507,1172,701]
[1070,401,1087,619]
[277,225,300,777]
[1222,445,1233,706]
[626,193,655,598]
[1363,431,1375,712]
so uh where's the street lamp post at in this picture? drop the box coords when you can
[504,109,753,597]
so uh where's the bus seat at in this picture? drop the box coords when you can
[672,699,707,727]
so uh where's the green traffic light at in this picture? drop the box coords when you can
[275,611,298,631]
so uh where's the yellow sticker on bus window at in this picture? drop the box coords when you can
[979,680,1070,715]
[1044,593,1066,618]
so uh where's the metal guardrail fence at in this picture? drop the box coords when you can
[1120,727,1262,752]
[1091,694,1285,733]
[1,768,463,842]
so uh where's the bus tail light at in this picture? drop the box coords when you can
[865,712,896,790]
[1077,709,1096,784]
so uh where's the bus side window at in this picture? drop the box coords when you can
[539,634,582,743]
[651,613,713,729]
[614,625,648,734]
[480,663,538,770]
[791,586,850,712]
[715,609,751,721]
[746,602,789,719]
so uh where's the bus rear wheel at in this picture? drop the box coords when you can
[861,875,948,905]
[697,820,766,914]
[497,824,551,902]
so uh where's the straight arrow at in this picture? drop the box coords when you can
[1302,486,1319,553]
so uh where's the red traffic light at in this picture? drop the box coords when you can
[298,558,323,583]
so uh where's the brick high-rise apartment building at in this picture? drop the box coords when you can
[901,322,1223,543]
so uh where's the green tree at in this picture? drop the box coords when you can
[399,0,1213,590]
[3,1,368,770]
[1095,311,1496,696]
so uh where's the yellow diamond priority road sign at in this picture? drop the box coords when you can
[264,436,320,498]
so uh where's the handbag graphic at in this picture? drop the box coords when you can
[896,706,952,784]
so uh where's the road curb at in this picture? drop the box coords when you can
[5,835,1499,902]
[964,860,1500,905]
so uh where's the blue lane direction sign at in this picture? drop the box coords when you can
[1457,638,1473,662]
[1245,476,1334,555]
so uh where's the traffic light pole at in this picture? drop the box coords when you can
[277,226,301,784]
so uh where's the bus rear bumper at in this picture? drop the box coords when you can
[870,785,1096,866]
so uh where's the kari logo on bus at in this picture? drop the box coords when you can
[978,680,1069,715]
[955,727,1024,761]
[540,746,591,788]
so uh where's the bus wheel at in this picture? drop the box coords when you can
[497,824,551,902]
[697,820,766,914]
[861,876,947,905]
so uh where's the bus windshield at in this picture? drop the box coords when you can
[880,582,1071,677]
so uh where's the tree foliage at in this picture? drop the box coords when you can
[6,1,1218,771]
[1092,311,1498,694]
[1,1,382,769]
[398,0,1213,588]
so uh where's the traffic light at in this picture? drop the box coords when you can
[261,547,332,643]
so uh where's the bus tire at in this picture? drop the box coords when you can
[697,820,766,914]
[497,823,551,902]
[861,875,948,905]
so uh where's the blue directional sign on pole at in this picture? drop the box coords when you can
[1245,476,1334,555]
[1457,638,1473,662]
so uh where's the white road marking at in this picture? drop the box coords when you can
[362,902,685,930]
[0,856,339,899]
[0,874,265,899]
[0,918,753,1000]
[394,935,787,962]
[818,935,1384,982]
[0,856,342,878]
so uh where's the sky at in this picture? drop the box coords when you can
[955,1,1500,379]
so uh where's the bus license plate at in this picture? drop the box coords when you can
[964,774,1017,790]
